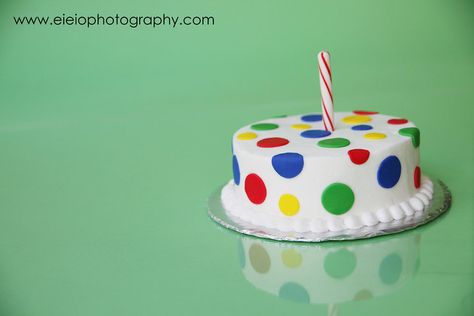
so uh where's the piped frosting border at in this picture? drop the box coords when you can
[221,176,434,233]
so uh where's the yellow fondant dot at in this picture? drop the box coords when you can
[291,124,312,130]
[364,132,387,140]
[237,132,257,140]
[281,249,303,268]
[279,194,300,216]
[342,115,372,124]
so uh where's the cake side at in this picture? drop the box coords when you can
[224,111,433,232]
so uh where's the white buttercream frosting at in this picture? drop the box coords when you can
[225,112,431,233]
[222,177,433,233]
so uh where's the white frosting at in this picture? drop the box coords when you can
[222,176,433,233]
[223,112,433,233]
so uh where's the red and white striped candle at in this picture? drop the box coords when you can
[318,51,335,131]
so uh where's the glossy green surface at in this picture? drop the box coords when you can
[0,0,473,315]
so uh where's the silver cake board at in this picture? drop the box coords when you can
[207,178,451,242]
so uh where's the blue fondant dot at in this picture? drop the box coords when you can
[377,156,401,188]
[301,114,322,122]
[271,152,304,179]
[352,124,373,131]
[300,129,331,138]
[278,282,310,304]
[232,155,240,185]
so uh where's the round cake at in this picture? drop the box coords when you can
[222,111,434,233]
[238,232,421,304]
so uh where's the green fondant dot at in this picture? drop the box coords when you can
[278,282,310,304]
[399,127,420,148]
[272,114,287,118]
[318,138,351,148]
[379,253,402,285]
[321,183,355,215]
[251,123,279,131]
[324,249,357,279]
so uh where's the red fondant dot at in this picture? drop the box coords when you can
[244,174,267,204]
[348,149,370,165]
[388,118,408,125]
[353,110,379,115]
[257,137,289,148]
[414,166,421,189]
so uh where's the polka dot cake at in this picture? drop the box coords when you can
[222,111,433,233]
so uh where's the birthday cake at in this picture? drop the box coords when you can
[222,111,434,233]
[238,232,420,304]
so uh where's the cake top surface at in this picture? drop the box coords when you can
[233,111,419,158]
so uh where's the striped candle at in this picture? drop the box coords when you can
[318,51,335,131]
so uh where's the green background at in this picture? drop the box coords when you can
[0,0,473,315]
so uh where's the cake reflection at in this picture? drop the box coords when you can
[237,232,421,305]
